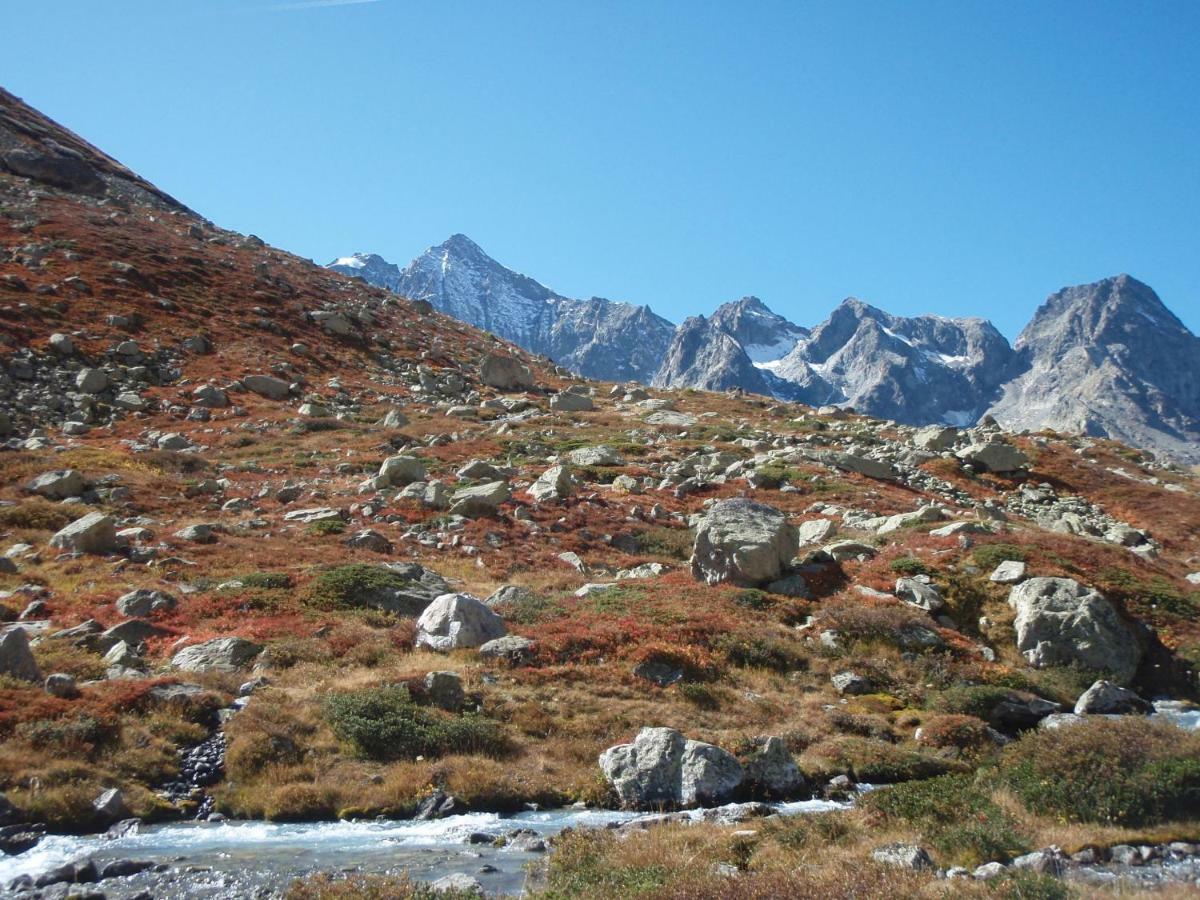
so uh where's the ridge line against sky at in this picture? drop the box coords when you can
[5,0,1198,339]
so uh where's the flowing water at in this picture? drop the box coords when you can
[0,799,850,897]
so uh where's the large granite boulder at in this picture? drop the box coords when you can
[956,442,1029,473]
[480,354,534,390]
[49,512,118,554]
[599,727,744,809]
[415,593,507,651]
[0,629,42,682]
[690,498,798,586]
[172,637,263,673]
[742,736,804,799]
[1008,577,1141,683]
[25,470,85,500]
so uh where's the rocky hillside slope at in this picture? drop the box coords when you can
[2,87,1200,898]
[333,243,1198,464]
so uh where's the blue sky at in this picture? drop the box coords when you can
[5,0,1198,338]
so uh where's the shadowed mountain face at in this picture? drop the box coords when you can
[332,247,1196,464]
[986,275,1200,463]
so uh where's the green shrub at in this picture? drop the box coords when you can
[889,557,934,577]
[865,774,1028,866]
[714,633,807,672]
[239,571,294,590]
[1000,717,1200,826]
[324,686,507,761]
[676,682,720,710]
[971,543,1027,570]
[307,519,345,536]
[732,589,772,610]
[927,684,1020,719]
[304,564,421,613]
[804,737,958,784]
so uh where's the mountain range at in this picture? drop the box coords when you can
[330,240,1200,464]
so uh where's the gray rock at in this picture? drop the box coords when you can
[93,788,131,823]
[430,873,483,895]
[796,518,837,545]
[192,383,229,408]
[174,524,217,544]
[913,425,959,451]
[871,843,934,870]
[691,498,798,587]
[895,577,944,613]
[378,455,426,487]
[549,391,594,412]
[343,529,393,553]
[599,726,744,809]
[115,589,177,618]
[568,446,625,466]
[478,634,535,663]
[172,637,263,672]
[989,560,1027,584]
[743,736,803,798]
[527,465,576,502]
[449,480,510,517]
[0,629,41,682]
[973,861,1008,880]
[49,512,117,554]
[956,441,1029,473]
[415,593,507,651]
[831,671,872,695]
[75,367,108,394]
[1074,679,1152,715]
[819,539,877,562]
[1008,577,1142,683]
[242,374,290,400]
[479,354,534,390]
[424,671,465,711]
[25,470,85,499]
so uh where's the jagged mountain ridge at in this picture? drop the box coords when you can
[330,242,1197,464]
[987,275,1200,463]
[331,238,675,383]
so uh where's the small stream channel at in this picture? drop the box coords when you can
[0,799,850,897]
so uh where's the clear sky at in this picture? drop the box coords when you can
[5,0,1198,338]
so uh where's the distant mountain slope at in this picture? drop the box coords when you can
[770,299,1016,426]
[987,275,1200,464]
[329,246,1198,464]
[331,236,674,382]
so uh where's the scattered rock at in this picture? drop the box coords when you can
[691,498,798,587]
[172,637,263,673]
[1008,577,1142,683]
[49,512,118,554]
[415,594,508,651]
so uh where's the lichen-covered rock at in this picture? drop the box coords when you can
[49,512,118,554]
[0,629,42,682]
[742,736,804,799]
[480,353,533,390]
[172,637,263,673]
[691,498,798,587]
[599,727,744,809]
[415,593,507,651]
[1008,577,1141,683]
